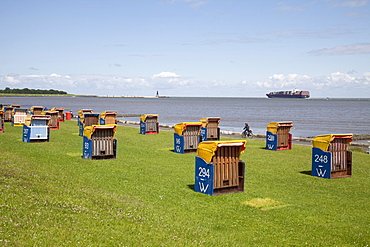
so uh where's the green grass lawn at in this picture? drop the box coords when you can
[1,121,369,246]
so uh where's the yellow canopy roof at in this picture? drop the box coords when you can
[25,115,32,126]
[174,122,202,135]
[101,111,117,119]
[78,110,96,122]
[30,106,44,111]
[197,140,246,163]
[78,109,93,117]
[41,111,58,115]
[312,134,353,151]
[25,115,50,126]
[83,124,117,139]
[12,108,28,114]
[140,114,158,122]
[200,117,221,127]
[2,106,13,111]
[51,107,64,111]
[267,121,293,134]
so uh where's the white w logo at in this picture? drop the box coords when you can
[198,182,209,193]
[316,168,327,177]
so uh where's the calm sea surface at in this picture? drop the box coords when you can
[1,96,369,137]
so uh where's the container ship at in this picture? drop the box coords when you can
[266,89,310,99]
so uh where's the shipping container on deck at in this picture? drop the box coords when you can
[140,114,159,134]
[77,109,93,126]
[0,110,4,132]
[312,134,353,179]
[200,117,221,141]
[100,111,117,125]
[2,106,13,122]
[30,106,44,115]
[42,111,59,129]
[194,140,246,196]
[51,107,65,122]
[174,122,202,153]
[12,108,28,126]
[266,121,293,151]
[22,115,50,143]
[79,113,100,136]
[82,124,117,159]
[11,105,20,108]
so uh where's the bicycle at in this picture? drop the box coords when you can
[241,129,253,139]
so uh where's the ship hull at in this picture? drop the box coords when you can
[266,94,310,99]
[266,90,310,99]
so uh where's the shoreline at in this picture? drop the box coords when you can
[1,94,370,100]
[115,119,370,148]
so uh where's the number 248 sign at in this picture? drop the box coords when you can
[314,154,328,163]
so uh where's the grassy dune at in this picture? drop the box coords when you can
[1,121,369,246]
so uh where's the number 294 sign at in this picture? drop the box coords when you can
[194,157,214,195]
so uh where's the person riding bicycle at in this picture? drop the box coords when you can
[243,123,250,134]
[242,123,253,138]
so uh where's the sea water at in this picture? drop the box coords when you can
[1,96,369,137]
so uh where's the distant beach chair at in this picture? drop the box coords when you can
[266,121,293,151]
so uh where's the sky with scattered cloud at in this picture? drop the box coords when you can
[1,0,369,97]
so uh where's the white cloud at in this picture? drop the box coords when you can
[24,75,43,78]
[275,1,368,13]
[329,0,368,7]
[327,72,355,83]
[250,72,370,93]
[255,74,312,88]
[309,43,370,55]
[152,72,180,78]
[362,73,370,85]
[4,76,20,85]
[0,71,369,97]
[150,72,189,90]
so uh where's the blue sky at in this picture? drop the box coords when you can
[1,0,369,97]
